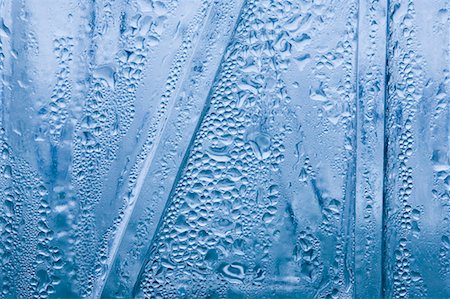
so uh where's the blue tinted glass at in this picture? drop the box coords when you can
[0,0,448,298]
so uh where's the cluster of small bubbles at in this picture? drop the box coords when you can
[71,1,180,295]
[0,130,60,299]
[138,0,308,297]
[397,165,416,231]
[0,136,15,297]
[388,0,422,238]
[398,126,414,160]
[111,0,215,211]
[384,1,430,297]
[308,12,356,131]
[392,238,426,298]
[339,1,358,159]
[38,37,74,143]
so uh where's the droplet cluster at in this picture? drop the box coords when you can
[384,1,432,297]
[39,37,74,143]
[70,0,180,296]
[0,129,61,299]
[137,0,358,297]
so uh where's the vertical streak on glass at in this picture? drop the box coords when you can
[342,2,360,297]
[355,0,387,297]
[383,0,450,298]
[0,0,9,128]
[0,0,12,295]
[381,0,390,296]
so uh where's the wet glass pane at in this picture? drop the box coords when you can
[0,0,448,298]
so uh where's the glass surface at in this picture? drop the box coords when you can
[0,0,448,298]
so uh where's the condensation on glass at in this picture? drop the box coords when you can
[0,0,448,298]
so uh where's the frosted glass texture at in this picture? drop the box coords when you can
[0,0,448,298]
